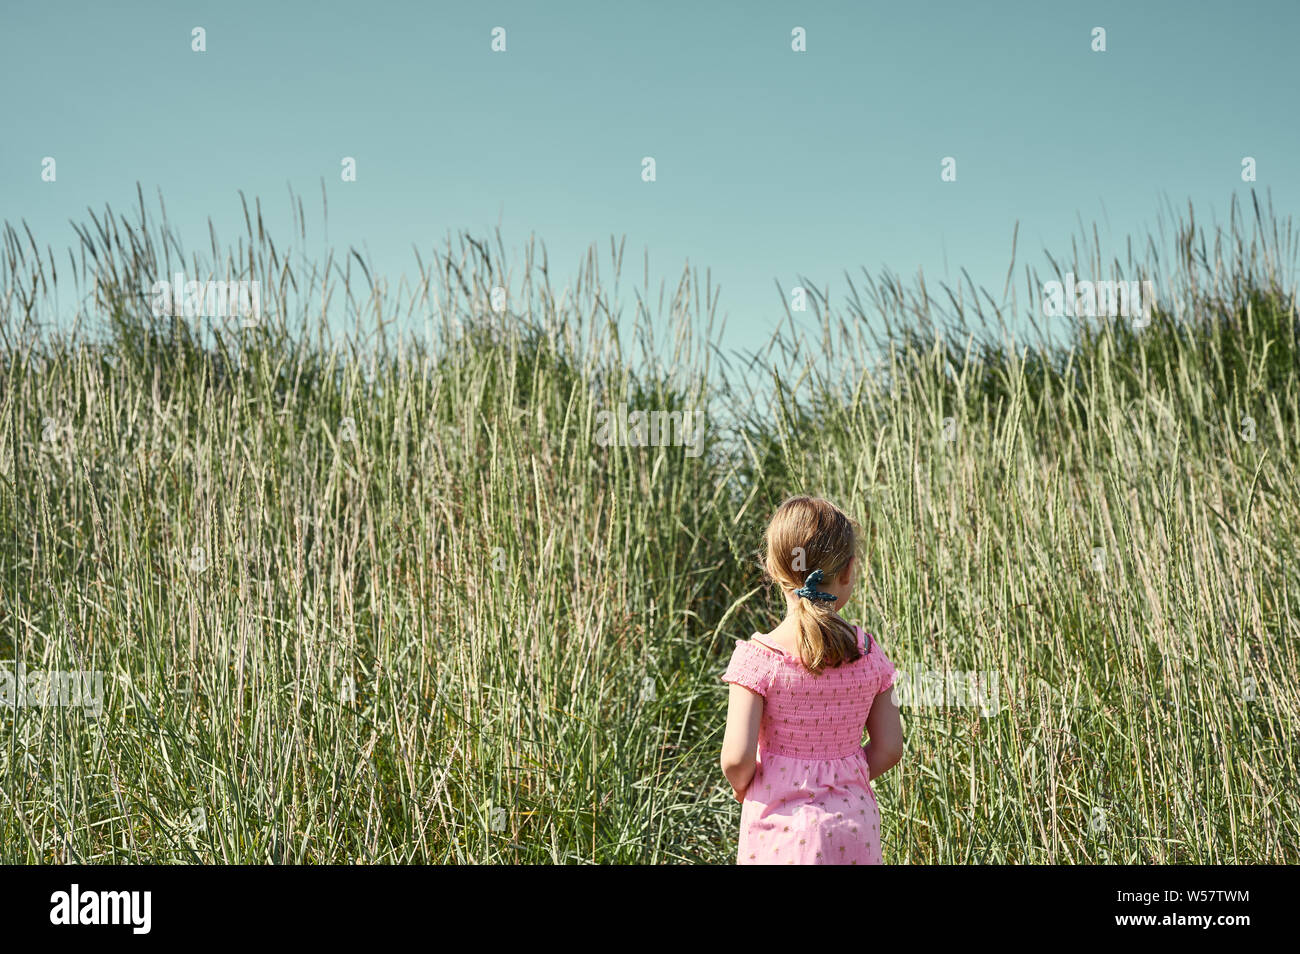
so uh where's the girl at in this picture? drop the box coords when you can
[720,495,903,865]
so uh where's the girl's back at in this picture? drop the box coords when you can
[723,624,897,864]
[733,626,894,759]
[718,495,904,865]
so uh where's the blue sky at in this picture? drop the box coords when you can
[3,0,1297,356]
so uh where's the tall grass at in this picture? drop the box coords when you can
[2,189,1296,863]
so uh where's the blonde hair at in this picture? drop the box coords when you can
[763,495,862,674]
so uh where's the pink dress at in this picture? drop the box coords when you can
[721,625,897,865]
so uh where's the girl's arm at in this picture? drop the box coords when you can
[720,683,764,800]
[862,689,903,780]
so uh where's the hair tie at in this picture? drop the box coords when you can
[794,569,837,602]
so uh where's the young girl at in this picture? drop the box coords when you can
[720,495,903,865]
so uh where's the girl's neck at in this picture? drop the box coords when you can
[760,614,830,651]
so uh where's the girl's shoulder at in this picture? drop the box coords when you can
[741,624,879,667]
[858,628,898,693]
[721,637,781,696]
[741,624,879,657]
[746,632,797,658]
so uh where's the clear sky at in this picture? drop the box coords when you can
[3,0,1298,355]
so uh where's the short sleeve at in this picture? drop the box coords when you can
[720,639,775,697]
[866,632,897,695]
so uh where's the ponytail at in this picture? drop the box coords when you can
[791,579,859,674]
[762,496,864,674]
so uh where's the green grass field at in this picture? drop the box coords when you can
[2,190,1297,863]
